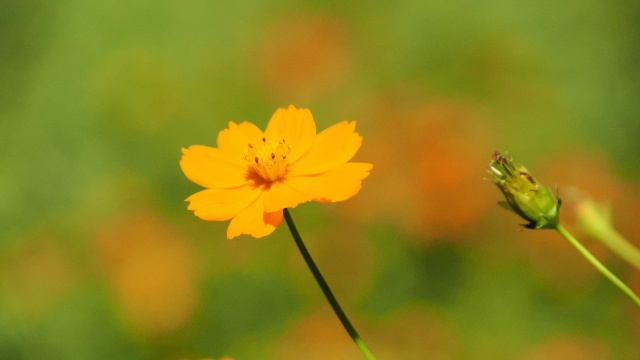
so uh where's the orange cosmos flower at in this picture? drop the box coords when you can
[180,105,372,239]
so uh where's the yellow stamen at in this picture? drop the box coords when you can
[244,137,290,182]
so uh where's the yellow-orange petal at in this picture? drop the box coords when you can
[186,185,263,221]
[226,194,283,239]
[180,146,250,189]
[288,120,362,176]
[217,121,264,158]
[264,105,316,163]
[283,162,373,203]
[263,180,312,212]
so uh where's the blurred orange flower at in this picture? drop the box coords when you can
[269,310,366,359]
[254,12,351,101]
[95,211,198,337]
[346,95,494,241]
[523,334,610,360]
[180,105,372,239]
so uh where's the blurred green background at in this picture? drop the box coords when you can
[2,0,640,359]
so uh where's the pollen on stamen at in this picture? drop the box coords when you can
[242,136,291,182]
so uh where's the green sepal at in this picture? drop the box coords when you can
[497,201,515,213]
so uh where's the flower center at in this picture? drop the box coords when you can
[244,137,290,182]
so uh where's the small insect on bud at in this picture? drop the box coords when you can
[488,151,561,229]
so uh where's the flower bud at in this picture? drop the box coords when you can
[489,151,561,229]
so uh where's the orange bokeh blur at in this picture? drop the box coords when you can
[523,334,610,360]
[254,11,351,101]
[348,93,494,243]
[269,310,364,360]
[95,211,199,337]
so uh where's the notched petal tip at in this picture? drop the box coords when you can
[287,120,365,176]
[263,180,310,213]
[226,214,281,239]
[184,187,262,222]
[225,195,283,239]
[358,165,372,174]
[217,121,264,156]
[265,104,317,164]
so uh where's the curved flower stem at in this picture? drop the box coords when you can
[555,224,640,309]
[283,209,376,360]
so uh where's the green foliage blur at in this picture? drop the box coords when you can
[1,0,640,359]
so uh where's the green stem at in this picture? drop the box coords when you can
[592,226,640,271]
[283,209,376,360]
[555,224,640,309]
[576,202,640,270]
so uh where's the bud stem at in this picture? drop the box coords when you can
[555,224,640,309]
